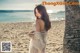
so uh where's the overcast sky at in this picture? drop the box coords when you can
[0,0,79,12]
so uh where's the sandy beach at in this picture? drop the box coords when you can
[0,20,65,53]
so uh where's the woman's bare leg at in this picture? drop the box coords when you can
[38,48,45,53]
[29,46,38,53]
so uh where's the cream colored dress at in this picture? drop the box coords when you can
[29,22,47,53]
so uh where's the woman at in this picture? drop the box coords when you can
[28,4,51,53]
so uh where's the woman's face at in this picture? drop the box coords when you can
[35,8,41,18]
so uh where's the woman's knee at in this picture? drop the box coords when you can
[38,48,45,53]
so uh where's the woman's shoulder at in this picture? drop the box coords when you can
[37,19,44,25]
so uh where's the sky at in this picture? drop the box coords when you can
[0,0,79,12]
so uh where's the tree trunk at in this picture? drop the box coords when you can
[63,0,80,53]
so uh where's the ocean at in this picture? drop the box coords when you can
[0,10,65,23]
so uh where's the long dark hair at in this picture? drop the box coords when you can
[34,4,51,31]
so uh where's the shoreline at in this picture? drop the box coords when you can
[0,20,65,24]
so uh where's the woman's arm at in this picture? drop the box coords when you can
[36,20,41,32]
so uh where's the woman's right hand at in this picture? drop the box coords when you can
[28,31,35,37]
[30,31,35,33]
